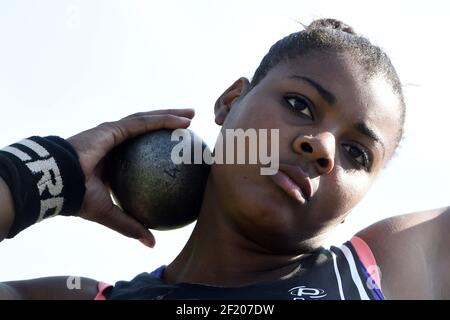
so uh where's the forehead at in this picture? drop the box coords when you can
[260,52,402,157]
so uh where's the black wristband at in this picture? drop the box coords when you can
[0,136,86,238]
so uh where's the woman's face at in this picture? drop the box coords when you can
[209,51,402,253]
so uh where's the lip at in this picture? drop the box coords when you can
[269,163,313,204]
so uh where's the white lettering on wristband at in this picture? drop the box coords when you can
[2,146,32,161]
[18,139,50,157]
[39,197,64,221]
[26,158,63,196]
[2,139,65,222]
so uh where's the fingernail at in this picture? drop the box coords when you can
[139,237,155,248]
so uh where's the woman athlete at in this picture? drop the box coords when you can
[0,19,448,300]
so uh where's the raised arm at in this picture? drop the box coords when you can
[0,108,195,299]
[357,206,450,299]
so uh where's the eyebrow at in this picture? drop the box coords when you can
[289,75,337,105]
[289,74,385,155]
[354,122,385,155]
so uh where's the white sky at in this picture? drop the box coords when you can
[0,0,449,284]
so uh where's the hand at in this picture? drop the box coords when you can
[67,109,195,247]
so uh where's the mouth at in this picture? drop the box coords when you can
[268,163,313,204]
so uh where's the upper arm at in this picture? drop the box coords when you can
[0,276,101,300]
[356,206,450,300]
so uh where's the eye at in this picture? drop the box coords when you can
[342,144,371,171]
[284,95,314,120]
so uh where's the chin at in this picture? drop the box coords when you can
[239,191,297,228]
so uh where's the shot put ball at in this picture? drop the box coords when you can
[107,129,211,230]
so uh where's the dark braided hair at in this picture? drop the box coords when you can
[250,18,405,146]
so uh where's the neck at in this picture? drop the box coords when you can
[164,177,318,287]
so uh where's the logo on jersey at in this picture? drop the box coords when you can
[288,286,327,300]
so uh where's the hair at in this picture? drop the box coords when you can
[250,18,406,147]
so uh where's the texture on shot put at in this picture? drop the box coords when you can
[107,129,211,230]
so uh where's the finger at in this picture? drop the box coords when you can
[123,108,195,120]
[99,204,156,248]
[101,114,192,152]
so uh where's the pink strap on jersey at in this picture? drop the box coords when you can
[94,281,113,300]
[350,236,381,289]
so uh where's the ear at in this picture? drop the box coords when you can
[214,77,250,125]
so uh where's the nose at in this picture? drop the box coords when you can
[292,132,335,175]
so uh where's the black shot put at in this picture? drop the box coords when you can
[106,129,211,230]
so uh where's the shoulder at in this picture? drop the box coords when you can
[356,207,450,299]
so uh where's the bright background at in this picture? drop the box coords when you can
[0,0,449,284]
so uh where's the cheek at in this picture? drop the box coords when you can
[223,92,282,131]
[317,168,372,219]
